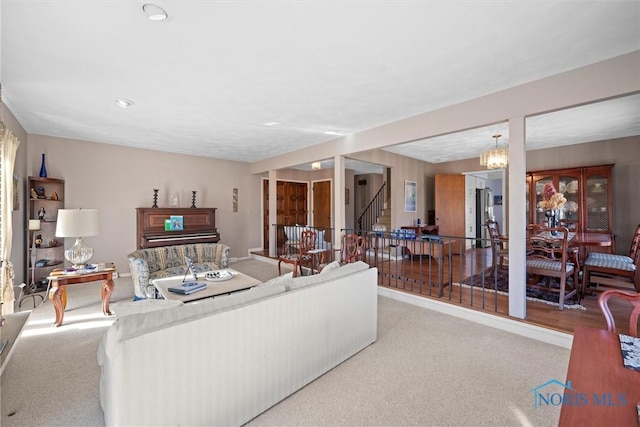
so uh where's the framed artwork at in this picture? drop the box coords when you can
[345,188,350,205]
[494,195,503,206]
[404,181,416,212]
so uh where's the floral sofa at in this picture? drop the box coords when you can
[127,243,230,299]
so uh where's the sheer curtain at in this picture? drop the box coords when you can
[1,127,20,315]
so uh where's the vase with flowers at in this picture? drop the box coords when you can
[537,182,567,234]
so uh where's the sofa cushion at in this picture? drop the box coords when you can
[285,261,369,291]
[113,283,287,342]
[112,299,184,318]
[319,260,341,274]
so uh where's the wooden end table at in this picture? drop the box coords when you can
[47,267,116,327]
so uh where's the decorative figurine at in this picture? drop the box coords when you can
[37,186,46,199]
[34,234,43,248]
[191,191,197,208]
[50,191,58,201]
[49,239,58,247]
[152,189,159,208]
[37,207,46,220]
[30,188,38,199]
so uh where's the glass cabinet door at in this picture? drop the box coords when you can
[558,173,580,225]
[533,175,553,225]
[584,171,610,232]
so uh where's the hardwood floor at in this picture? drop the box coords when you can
[250,247,636,336]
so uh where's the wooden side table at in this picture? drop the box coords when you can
[47,267,116,327]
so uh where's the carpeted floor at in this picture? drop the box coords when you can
[460,266,583,309]
[1,258,569,426]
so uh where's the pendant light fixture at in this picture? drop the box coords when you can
[480,134,509,169]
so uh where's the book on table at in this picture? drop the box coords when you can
[168,281,207,295]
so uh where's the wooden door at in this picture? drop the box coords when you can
[288,182,308,225]
[435,174,465,238]
[263,180,308,249]
[313,180,331,229]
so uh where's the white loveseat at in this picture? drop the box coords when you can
[97,261,377,426]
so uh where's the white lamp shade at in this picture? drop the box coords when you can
[28,219,41,231]
[55,209,99,238]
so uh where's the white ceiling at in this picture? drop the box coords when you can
[2,1,639,174]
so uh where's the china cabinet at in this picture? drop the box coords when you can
[26,177,65,287]
[527,164,613,233]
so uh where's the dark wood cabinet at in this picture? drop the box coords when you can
[136,207,219,249]
[527,164,613,233]
[26,177,65,286]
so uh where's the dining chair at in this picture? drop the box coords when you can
[525,224,579,310]
[316,233,364,272]
[583,223,640,294]
[278,229,317,277]
[597,289,640,337]
[486,219,508,277]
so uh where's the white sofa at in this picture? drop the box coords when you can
[97,261,377,426]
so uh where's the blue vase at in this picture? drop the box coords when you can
[39,153,47,178]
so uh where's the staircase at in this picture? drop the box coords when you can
[376,202,392,231]
[357,183,389,232]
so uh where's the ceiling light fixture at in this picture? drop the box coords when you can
[115,98,134,108]
[142,4,168,21]
[311,162,322,170]
[480,134,509,170]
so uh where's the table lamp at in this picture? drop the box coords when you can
[55,208,99,268]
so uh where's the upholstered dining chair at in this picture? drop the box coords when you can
[525,224,579,310]
[597,289,640,337]
[486,219,508,277]
[278,229,317,277]
[583,223,640,294]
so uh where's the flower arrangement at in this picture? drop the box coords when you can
[538,182,567,210]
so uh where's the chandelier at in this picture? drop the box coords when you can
[480,134,509,169]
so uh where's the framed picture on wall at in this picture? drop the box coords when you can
[404,181,416,212]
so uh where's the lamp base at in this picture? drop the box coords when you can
[64,237,94,268]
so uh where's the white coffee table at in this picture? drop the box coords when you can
[152,269,261,303]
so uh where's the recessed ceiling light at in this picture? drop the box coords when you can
[324,131,346,136]
[142,4,168,21]
[115,98,134,108]
[263,122,281,126]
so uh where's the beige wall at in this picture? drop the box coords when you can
[25,134,263,281]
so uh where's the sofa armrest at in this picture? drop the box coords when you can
[127,256,154,299]
[218,244,230,268]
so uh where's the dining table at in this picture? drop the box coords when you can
[558,325,640,426]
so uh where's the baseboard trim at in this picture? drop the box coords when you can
[377,287,573,349]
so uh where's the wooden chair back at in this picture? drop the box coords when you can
[486,219,508,275]
[597,289,640,337]
[629,223,640,262]
[297,230,317,253]
[525,224,579,310]
[341,233,364,263]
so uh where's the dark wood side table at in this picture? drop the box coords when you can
[559,325,640,426]
[0,311,31,376]
[47,268,116,327]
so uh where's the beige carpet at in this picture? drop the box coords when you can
[1,259,569,426]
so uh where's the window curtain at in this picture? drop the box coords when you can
[1,128,20,315]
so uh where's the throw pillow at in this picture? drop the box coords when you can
[319,260,341,274]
